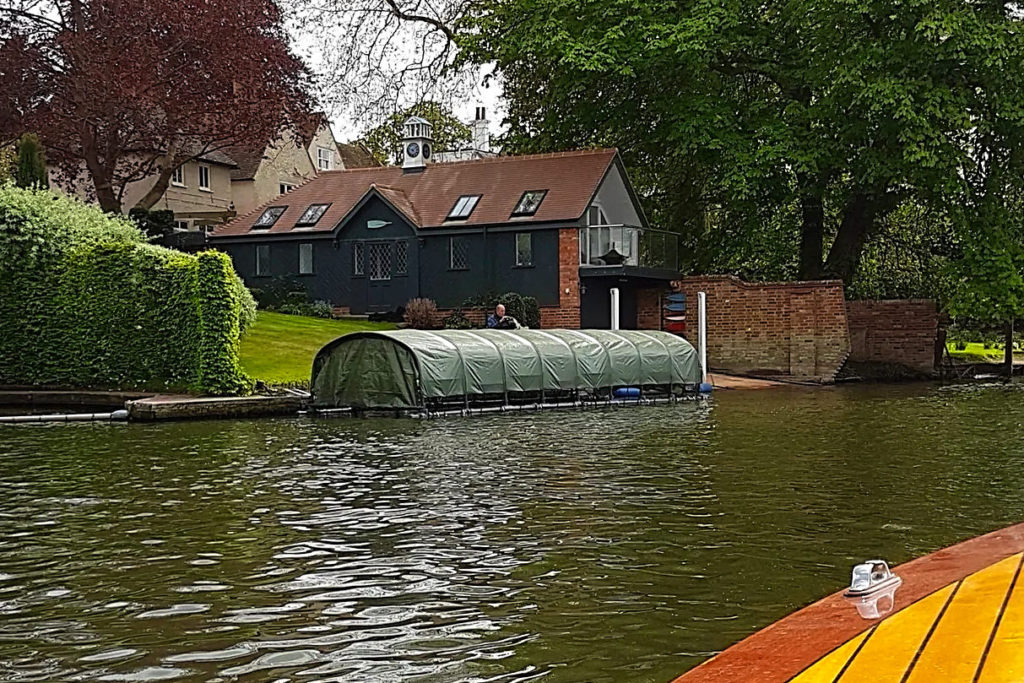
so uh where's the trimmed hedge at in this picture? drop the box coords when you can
[0,185,254,394]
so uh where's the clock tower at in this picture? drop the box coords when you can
[401,116,433,172]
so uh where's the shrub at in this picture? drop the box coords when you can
[310,300,334,318]
[461,291,542,328]
[443,308,474,329]
[404,297,438,329]
[0,185,252,394]
[955,340,967,351]
[251,275,307,309]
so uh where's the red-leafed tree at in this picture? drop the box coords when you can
[0,0,314,213]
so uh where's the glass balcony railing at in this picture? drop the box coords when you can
[578,224,679,272]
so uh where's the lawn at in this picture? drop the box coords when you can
[240,311,396,386]
[946,342,1021,363]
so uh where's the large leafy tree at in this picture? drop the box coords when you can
[456,0,1024,285]
[357,101,471,165]
[0,0,314,213]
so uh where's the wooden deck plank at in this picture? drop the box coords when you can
[903,553,1021,682]
[836,583,956,682]
[976,555,1024,683]
[789,630,872,683]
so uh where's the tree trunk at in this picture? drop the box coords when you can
[797,175,825,279]
[823,192,873,284]
[134,165,176,211]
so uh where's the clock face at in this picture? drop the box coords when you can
[422,143,431,159]
[406,142,420,158]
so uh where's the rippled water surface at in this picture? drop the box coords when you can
[3,383,1024,682]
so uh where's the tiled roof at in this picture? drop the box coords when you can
[221,142,266,180]
[337,142,381,169]
[211,148,618,237]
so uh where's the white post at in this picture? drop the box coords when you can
[610,287,620,330]
[698,291,708,383]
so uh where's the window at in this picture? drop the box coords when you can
[449,236,469,270]
[353,242,364,275]
[279,182,295,195]
[255,245,270,276]
[298,243,314,274]
[253,206,286,230]
[317,147,333,171]
[512,189,547,216]
[587,205,607,226]
[394,240,408,275]
[174,220,189,232]
[515,232,533,266]
[368,242,392,281]
[447,195,481,220]
[198,165,211,191]
[296,203,330,227]
[171,166,185,187]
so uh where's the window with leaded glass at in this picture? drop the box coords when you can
[512,190,547,216]
[353,242,364,275]
[298,243,314,274]
[255,244,270,276]
[394,240,408,275]
[449,236,469,270]
[296,203,330,227]
[253,206,286,230]
[515,232,532,266]
[368,242,392,280]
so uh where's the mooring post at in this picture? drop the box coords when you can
[610,287,620,330]
[698,291,708,384]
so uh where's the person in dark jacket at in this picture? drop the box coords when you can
[486,304,506,328]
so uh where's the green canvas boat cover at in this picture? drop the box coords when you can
[311,329,702,410]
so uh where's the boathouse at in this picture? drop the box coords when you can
[310,328,702,413]
[209,118,680,328]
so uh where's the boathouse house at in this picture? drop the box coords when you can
[209,118,680,328]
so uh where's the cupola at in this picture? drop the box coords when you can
[401,116,433,172]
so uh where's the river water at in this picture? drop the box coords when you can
[2,383,1024,682]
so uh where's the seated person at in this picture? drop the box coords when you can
[486,303,521,329]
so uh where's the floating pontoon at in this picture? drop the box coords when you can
[310,329,702,416]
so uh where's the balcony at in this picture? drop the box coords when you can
[578,225,680,276]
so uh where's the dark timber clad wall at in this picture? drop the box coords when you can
[219,195,563,313]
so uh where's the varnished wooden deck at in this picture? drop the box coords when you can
[673,522,1024,682]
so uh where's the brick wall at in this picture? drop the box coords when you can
[539,228,581,328]
[846,299,938,374]
[676,275,850,383]
[636,287,665,330]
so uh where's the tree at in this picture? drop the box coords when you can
[0,0,314,213]
[0,145,14,184]
[14,133,47,189]
[453,0,1024,285]
[357,101,471,164]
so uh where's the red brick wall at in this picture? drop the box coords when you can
[636,287,665,330]
[676,275,850,383]
[846,299,938,373]
[539,228,582,328]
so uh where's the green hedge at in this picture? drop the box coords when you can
[0,185,254,394]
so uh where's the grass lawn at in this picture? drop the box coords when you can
[947,342,1021,363]
[240,311,396,386]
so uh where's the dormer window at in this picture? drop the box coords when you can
[252,206,286,230]
[448,195,481,220]
[296,203,330,227]
[512,190,547,217]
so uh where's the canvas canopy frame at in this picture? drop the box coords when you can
[311,329,702,414]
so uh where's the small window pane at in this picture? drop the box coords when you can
[296,203,330,227]
[279,182,295,195]
[394,240,408,275]
[198,165,211,190]
[253,206,286,229]
[318,147,332,171]
[450,237,469,270]
[587,205,606,226]
[255,245,270,276]
[448,194,481,219]
[515,232,532,266]
[353,242,364,275]
[368,242,392,281]
[171,166,184,186]
[299,243,314,274]
[513,190,547,216]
